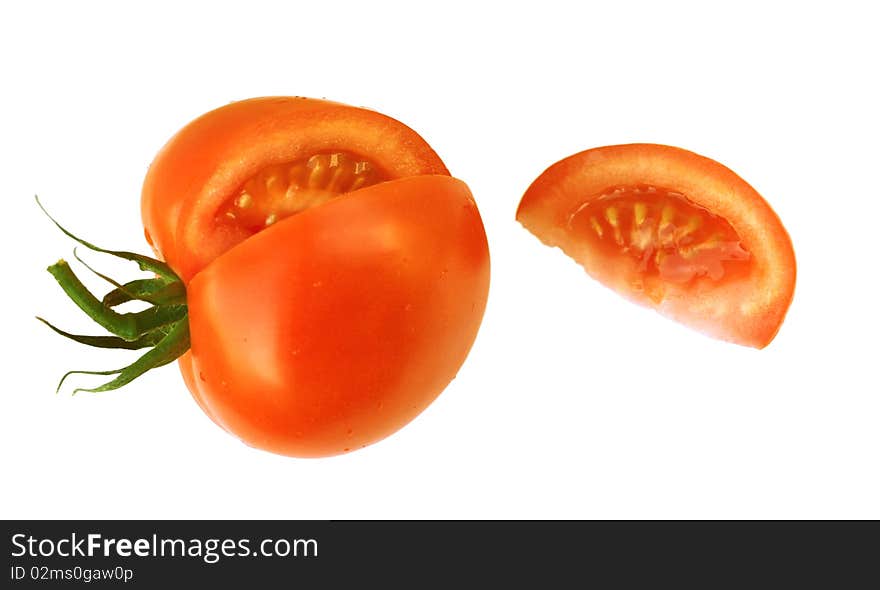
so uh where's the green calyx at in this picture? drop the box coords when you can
[36,196,191,394]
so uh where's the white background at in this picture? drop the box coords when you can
[1,1,877,519]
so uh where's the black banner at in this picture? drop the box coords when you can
[2,521,876,586]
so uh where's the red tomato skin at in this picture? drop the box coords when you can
[517,144,796,348]
[184,175,490,457]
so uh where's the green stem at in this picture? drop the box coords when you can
[47,260,139,340]
[72,319,190,394]
[76,251,187,307]
[103,278,186,307]
[103,278,165,307]
[36,317,168,350]
[46,261,187,340]
[130,304,188,332]
[38,196,192,394]
[57,368,121,394]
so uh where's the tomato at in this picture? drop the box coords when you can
[516,144,795,348]
[140,97,490,456]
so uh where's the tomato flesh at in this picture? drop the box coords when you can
[215,151,385,237]
[569,184,751,290]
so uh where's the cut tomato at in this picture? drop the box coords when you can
[42,96,489,458]
[516,144,795,348]
[137,97,489,457]
[142,97,449,283]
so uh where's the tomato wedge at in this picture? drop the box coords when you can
[516,144,795,348]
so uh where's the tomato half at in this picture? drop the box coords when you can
[141,97,490,457]
[516,144,795,348]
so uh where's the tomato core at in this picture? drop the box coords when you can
[568,185,751,284]
[215,151,386,235]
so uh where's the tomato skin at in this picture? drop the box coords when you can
[517,144,796,348]
[184,175,489,457]
[142,97,449,282]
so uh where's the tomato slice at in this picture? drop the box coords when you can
[142,97,449,282]
[516,144,796,348]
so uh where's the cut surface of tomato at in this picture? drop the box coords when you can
[215,151,384,235]
[568,184,751,286]
[517,144,795,348]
